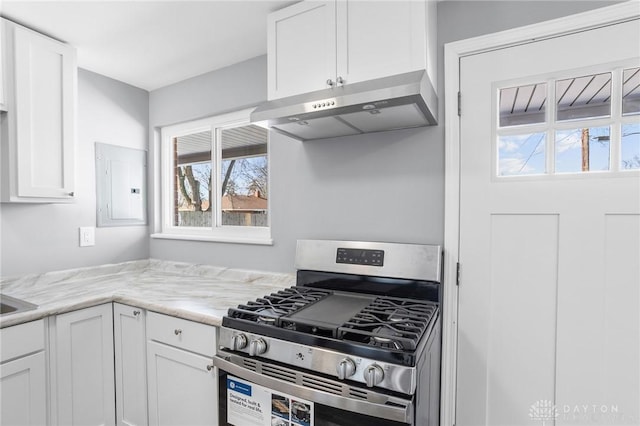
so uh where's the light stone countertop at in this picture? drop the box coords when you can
[0,259,295,328]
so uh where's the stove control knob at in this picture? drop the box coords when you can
[248,338,268,356]
[364,364,384,388]
[336,358,356,380]
[231,334,248,351]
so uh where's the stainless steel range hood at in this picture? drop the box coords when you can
[250,70,437,141]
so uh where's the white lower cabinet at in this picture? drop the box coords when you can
[51,303,116,426]
[146,312,218,426]
[114,303,148,426]
[0,319,47,426]
[3,303,220,425]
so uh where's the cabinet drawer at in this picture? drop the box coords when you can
[0,319,45,362]
[146,312,216,357]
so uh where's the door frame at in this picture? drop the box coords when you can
[441,2,640,425]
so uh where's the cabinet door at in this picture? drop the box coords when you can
[53,304,116,426]
[0,351,47,426]
[114,304,148,426]
[13,23,75,199]
[267,0,336,100]
[0,25,5,112]
[336,0,427,86]
[147,341,218,426]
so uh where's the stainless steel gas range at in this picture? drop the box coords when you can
[213,239,442,426]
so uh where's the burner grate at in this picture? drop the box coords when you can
[227,287,330,325]
[338,297,438,351]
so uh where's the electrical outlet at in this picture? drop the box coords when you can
[79,227,95,247]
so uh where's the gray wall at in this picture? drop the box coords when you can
[0,69,150,277]
[149,54,443,272]
[438,1,622,44]
[150,1,616,273]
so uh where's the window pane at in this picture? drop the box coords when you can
[220,125,268,227]
[623,67,640,116]
[622,123,640,170]
[498,133,546,176]
[555,126,610,173]
[174,130,212,227]
[499,83,546,127]
[556,72,611,121]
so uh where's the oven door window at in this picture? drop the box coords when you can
[218,371,410,426]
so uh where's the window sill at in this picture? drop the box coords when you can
[150,233,273,246]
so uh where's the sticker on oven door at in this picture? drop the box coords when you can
[227,376,314,426]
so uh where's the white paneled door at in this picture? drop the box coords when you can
[456,18,640,426]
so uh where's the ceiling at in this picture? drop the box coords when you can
[1,0,297,91]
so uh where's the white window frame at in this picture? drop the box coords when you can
[151,108,272,245]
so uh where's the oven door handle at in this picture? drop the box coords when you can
[213,354,414,424]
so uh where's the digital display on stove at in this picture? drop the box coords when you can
[336,248,384,266]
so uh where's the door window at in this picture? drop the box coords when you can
[496,65,640,177]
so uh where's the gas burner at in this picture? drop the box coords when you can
[338,296,438,351]
[388,314,412,323]
[370,325,405,350]
[256,308,280,325]
[368,320,421,350]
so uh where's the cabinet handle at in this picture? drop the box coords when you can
[206,365,213,372]
[133,310,141,316]
[174,329,182,335]
[326,78,334,87]
[68,192,75,197]
[336,76,345,85]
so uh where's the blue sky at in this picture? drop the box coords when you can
[498,123,640,176]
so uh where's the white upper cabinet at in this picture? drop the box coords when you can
[267,0,435,100]
[336,1,430,86]
[0,28,6,112]
[0,19,76,202]
[268,1,337,99]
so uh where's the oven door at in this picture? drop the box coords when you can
[214,351,413,426]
